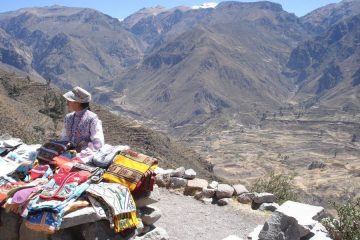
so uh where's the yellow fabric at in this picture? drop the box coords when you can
[113,211,139,233]
[103,154,158,191]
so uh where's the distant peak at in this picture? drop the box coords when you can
[192,2,218,10]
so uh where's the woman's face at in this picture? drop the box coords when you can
[66,101,81,112]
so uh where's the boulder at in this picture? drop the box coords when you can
[237,193,254,204]
[259,203,279,212]
[217,198,232,206]
[184,178,208,196]
[215,184,234,199]
[252,193,276,204]
[133,227,169,240]
[171,167,185,178]
[232,184,249,196]
[61,207,105,229]
[258,211,301,240]
[248,225,263,240]
[276,201,325,237]
[258,201,325,239]
[169,177,188,189]
[308,222,332,240]
[202,188,215,198]
[19,222,48,240]
[81,220,119,240]
[0,210,21,240]
[184,169,196,179]
[208,181,219,189]
[138,206,162,226]
[135,186,161,208]
[307,161,326,170]
[155,173,171,188]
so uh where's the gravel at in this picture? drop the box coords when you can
[152,188,269,240]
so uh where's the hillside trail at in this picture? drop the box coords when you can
[153,188,269,240]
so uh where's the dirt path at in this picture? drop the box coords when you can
[152,188,270,240]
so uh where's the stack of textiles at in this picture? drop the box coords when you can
[0,138,158,237]
[103,149,158,193]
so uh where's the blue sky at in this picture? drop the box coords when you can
[0,0,341,18]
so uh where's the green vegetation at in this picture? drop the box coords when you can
[250,172,297,204]
[322,198,360,240]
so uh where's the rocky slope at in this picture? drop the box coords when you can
[0,6,143,90]
[0,67,212,177]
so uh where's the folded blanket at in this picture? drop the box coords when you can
[86,182,139,233]
[92,144,129,168]
[103,150,158,191]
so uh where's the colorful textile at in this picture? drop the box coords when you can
[25,211,58,234]
[39,168,90,201]
[92,144,129,168]
[103,150,158,191]
[132,170,156,196]
[86,182,139,232]
[26,181,90,233]
[0,181,26,205]
[29,165,53,180]
[37,141,69,165]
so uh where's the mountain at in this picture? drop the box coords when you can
[112,2,307,129]
[301,0,360,34]
[0,67,212,177]
[0,5,143,90]
[287,12,360,111]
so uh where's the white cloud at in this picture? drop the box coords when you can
[192,2,218,10]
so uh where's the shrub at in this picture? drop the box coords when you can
[322,198,360,240]
[250,172,298,204]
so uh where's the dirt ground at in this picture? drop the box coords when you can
[153,188,269,240]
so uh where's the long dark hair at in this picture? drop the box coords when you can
[81,102,91,111]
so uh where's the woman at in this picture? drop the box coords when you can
[61,86,104,162]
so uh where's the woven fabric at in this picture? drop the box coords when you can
[86,182,139,232]
[103,150,158,191]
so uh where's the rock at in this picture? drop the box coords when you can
[138,206,162,226]
[184,169,196,179]
[237,193,254,204]
[194,191,203,200]
[208,181,219,189]
[201,198,213,205]
[61,206,105,229]
[169,177,188,189]
[258,201,325,239]
[133,227,169,240]
[135,186,161,208]
[202,188,215,198]
[259,203,279,212]
[0,210,21,240]
[252,193,276,204]
[217,198,232,206]
[184,178,208,196]
[19,222,48,240]
[154,167,165,174]
[222,235,243,240]
[51,228,76,240]
[308,222,332,240]
[232,184,249,196]
[307,161,326,170]
[155,173,171,187]
[81,220,119,240]
[215,184,234,199]
[258,211,301,240]
[276,201,325,237]
[171,167,185,178]
[248,225,263,240]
